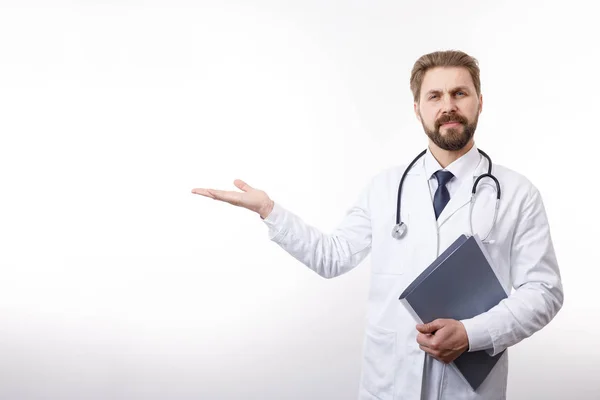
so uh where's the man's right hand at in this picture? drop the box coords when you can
[192,179,274,219]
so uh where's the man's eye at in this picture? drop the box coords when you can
[429,94,438,100]
[456,91,465,96]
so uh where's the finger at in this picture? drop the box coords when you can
[416,333,433,347]
[191,188,216,199]
[440,356,453,364]
[417,319,446,334]
[205,189,244,206]
[419,345,440,360]
[417,320,443,333]
[234,179,253,192]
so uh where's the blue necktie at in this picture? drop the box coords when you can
[433,170,454,220]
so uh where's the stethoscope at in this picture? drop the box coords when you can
[391,148,501,242]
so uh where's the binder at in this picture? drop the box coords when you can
[398,234,508,391]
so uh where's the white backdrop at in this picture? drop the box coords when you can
[0,1,598,399]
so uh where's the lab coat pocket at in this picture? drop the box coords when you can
[361,325,397,399]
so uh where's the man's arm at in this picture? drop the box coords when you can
[261,179,374,279]
[460,184,564,355]
[192,177,374,279]
[417,184,564,362]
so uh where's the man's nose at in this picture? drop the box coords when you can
[441,95,458,113]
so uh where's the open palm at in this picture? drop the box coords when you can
[192,179,274,218]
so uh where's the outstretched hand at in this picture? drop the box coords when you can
[416,319,469,364]
[192,179,274,219]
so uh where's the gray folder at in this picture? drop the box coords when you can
[398,234,508,391]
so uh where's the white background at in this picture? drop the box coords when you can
[0,0,598,399]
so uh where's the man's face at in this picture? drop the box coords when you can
[414,67,483,151]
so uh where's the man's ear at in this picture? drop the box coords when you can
[414,102,421,121]
[479,94,483,114]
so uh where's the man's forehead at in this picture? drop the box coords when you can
[421,67,475,91]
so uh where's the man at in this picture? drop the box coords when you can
[192,50,563,399]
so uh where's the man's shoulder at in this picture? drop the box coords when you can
[366,164,411,188]
[492,163,540,201]
[493,163,530,182]
[376,164,409,178]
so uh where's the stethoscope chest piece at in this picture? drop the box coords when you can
[391,222,407,239]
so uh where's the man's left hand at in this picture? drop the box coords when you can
[416,319,469,363]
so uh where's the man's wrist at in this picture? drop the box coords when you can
[458,321,470,352]
[459,317,494,352]
[259,199,275,219]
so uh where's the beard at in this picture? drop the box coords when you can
[421,112,478,151]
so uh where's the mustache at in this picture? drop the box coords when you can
[436,114,468,128]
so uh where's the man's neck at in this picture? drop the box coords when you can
[429,140,475,169]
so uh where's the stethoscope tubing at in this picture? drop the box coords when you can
[393,148,500,242]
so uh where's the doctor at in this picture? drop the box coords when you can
[192,50,564,400]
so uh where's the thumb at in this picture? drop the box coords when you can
[416,319,445,334]
[234,179,253,192]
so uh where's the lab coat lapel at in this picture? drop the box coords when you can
[436,178,472,228]
[436,161,487,228]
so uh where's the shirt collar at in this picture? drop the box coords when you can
[424,143,481,182]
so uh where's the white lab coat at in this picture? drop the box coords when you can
[261,145,563,400]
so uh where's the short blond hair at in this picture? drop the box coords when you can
[410,50,481,102]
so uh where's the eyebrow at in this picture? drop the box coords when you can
[424,86,471,96]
